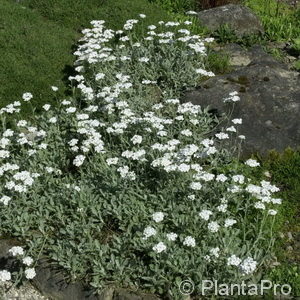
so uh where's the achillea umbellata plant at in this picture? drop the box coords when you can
[0,15,281,298]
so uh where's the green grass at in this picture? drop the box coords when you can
[0,1,74,115]
[261,149,300,296]
[244,0,300,42]
[148,0,196,14]
[0,0,170,116]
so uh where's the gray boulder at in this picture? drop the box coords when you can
[183,45,300,157]
[197,4,264,37]
[32,259,160,300]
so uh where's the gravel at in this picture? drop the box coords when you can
[0,282,47,300]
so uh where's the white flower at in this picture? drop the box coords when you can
[181,129,192,136]
[66,107,76,113]
[73,155,85,167]
[95,73,105,81]
[245,159,260,167]
[183,236,196,247]
[204,255,211,262]
[201,138,214,148]
[215,132,229,140]
[74,186,80,192]
[49,117,57,123]
[9,246,24,256]
[22,256,34,266]
[254,202,266,210]
[166,232,178,241]
[0,195,11,205]
[224,91,240,102]
[197,172,215,181]
[204,37,214,43]
[17,120,27,127]
[152,212,164,223]
[139,57,149,63]
[190,182,202,190]
[139,14,146,18]
[157,130,167,137]
[62,100,71,105]
[186,10,198,15]
[25,268,36,279]
[51,86,58,92]
[227,255,241,266]
[131,135,142,144]
[143,226,157,239]
[153,242,166,253]
[216,174,228,182]
[239,257,257,275]
[177,164,190,172]
[22,92,33,102]
[199,210,213,221]
[208,221,220,233]
[226,126,236,132]
[195,68,215,77]
[232,118,242,124]
[210,247,220,258]
[43,104,51,111]
[106,157,119,165]
[148,25,156,30]
[45,167,54,173]
[217,203,228,213]
[268,209,277,215]
[232,175,245,184]
[0,270,11,282]
[3,129,14,137]
[224,219,237,227]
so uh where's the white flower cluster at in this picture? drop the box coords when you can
[223,91,240,102]
[0,270,11,282]
[1,247,36,282]
[227,255,257,275]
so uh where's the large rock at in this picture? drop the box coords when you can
[32,259,160,300]
[197,4,264,37]
[183,45,300,157]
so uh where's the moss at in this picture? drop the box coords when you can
[226,75,249,85]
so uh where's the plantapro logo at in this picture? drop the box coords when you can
[179,279,292,296]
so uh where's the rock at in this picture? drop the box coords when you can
[222,43,252,67]
[197,4,264,37]
[219,43,297,69]
[32,259,99,300]
[183,45,300,157]
[32,259,160,300]
[113,289,159,300]
[0,238,20,270]
[0,239,14,259]
[3,281,47,300]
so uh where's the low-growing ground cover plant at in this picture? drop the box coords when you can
[0,15,285,299]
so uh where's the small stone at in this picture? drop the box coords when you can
[287,232,294,241]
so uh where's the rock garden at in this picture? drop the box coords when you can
[0,0,299,299]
